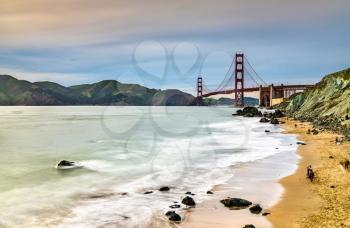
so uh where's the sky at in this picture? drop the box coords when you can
[0,0,350,94]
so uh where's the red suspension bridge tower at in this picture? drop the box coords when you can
[196,76,203,105]
[234,53,244,107]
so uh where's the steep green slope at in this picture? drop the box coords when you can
[70,81,160,105]
[151,89,196,106]
[0,75,77,105]
[282,68,350,134]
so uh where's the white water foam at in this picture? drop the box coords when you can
[0,107,298,228]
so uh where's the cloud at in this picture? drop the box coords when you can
[1,0,349,48]
[0,0,349,90]
[0,67,97,85]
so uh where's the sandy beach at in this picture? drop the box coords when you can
[183,119,350,228]
[269,119,350,228]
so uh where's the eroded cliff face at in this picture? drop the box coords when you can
[282,68,350,134]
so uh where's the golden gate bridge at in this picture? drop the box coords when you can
[196,53,314,107]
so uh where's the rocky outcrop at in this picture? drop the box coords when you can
[233,107,263,117]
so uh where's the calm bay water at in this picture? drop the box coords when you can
[0,106,297,227]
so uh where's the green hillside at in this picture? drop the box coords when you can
[278,68,350,134]
[0,75,196,106]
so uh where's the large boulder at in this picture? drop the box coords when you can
[165,211,181,222]
[249,204,263,214]
[243,107,259,116]
[182,196,196,206]
[220,198,252,208]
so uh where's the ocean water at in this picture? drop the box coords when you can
[0,106,297,227]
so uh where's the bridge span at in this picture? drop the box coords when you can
[196,53,314,107]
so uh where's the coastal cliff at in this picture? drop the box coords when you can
[278,68,350,134]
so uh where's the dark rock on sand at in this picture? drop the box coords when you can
[165,211,181,222]
[206,191,214,194]
[144,191,153,194]
[259,117,270,123]
[264,130,270,133]
[220,198,252,208]
[249,204,263,214]
[297,142,307,145]
[182,196,196,206]
[312,129,319,135]
[159,186,170,191]
[270,117,279,124]
[243,225,255,228]
[262,211,271,216]
[169,204,181,209]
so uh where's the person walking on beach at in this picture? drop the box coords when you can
[344,159,349,170]
[307,165,315,182]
